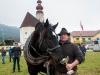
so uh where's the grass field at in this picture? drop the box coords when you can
[0,51,100,75]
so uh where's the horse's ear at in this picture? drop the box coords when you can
[52,22,59,31]
[44,19,49,28]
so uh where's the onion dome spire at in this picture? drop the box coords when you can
[36,0,43,14]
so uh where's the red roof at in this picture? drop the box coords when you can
[20,12,39,28]
[71,30,100,37]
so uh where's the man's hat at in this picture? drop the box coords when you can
[58,28,70,36]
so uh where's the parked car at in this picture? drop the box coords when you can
[93,40,100,52]
[86,44,93,50]
[6,46,14,51]
[85,45,89,49]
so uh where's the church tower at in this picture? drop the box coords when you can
[36,0,44,22]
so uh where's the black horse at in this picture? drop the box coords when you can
[24,19,63,75]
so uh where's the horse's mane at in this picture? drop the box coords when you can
[31,22,53,44]
[30,22,42,45]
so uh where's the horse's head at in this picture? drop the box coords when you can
[26,19,63,66]
[35,19,63,66]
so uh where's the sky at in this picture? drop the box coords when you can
[0,0,100,33]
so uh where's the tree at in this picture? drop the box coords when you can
[10,40,13,45]
[1,41,6,46]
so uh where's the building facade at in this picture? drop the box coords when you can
[20,0,44,46]
[70,30,100,44]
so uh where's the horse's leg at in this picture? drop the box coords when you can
[38,63,55,75]
[37,63,46,74]
[27,62,38,75]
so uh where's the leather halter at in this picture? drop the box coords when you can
[39,39,60,55]
[31,42,60,56]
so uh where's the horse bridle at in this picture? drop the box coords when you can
[39,39,60,55]
[30,39,60,58]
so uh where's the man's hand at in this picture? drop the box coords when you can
[66,59,79,71]
[66,64,74,71]
[43,59,52,67]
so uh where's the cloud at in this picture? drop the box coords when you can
[0,0,100,32]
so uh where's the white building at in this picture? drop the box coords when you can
[20,0,44,47]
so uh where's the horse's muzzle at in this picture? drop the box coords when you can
[50,48,63,66]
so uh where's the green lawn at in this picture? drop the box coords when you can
[0,55,29,75]
[78,51,100,75]
[0,51,100,75]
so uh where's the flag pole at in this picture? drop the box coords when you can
[80,29,81,44]
[80,21,82,44]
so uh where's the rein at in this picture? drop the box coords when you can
[31,45,42,56]
[39,39,60,55]
[47,45,60,52]
[31,44,60,56]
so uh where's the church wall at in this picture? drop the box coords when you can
[20,27,35,46]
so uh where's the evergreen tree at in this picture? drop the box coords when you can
[1,41,6,46]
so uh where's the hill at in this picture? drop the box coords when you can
[0,24,20,43]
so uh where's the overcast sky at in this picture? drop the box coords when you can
[0,0,100,33]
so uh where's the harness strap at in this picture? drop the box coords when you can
[24,47,49,65]
[31,45,42,56]
[47,45,60,52]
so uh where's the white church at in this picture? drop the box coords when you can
[20,0,44,47]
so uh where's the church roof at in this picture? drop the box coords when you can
[20,12,39,28]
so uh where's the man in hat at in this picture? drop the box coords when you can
[55,28,83,75]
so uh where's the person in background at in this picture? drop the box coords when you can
[79,43,86,61]
[8,47,12,62]
[55,28,84,75]
[1,47,6,64]
[12,42,21,73]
